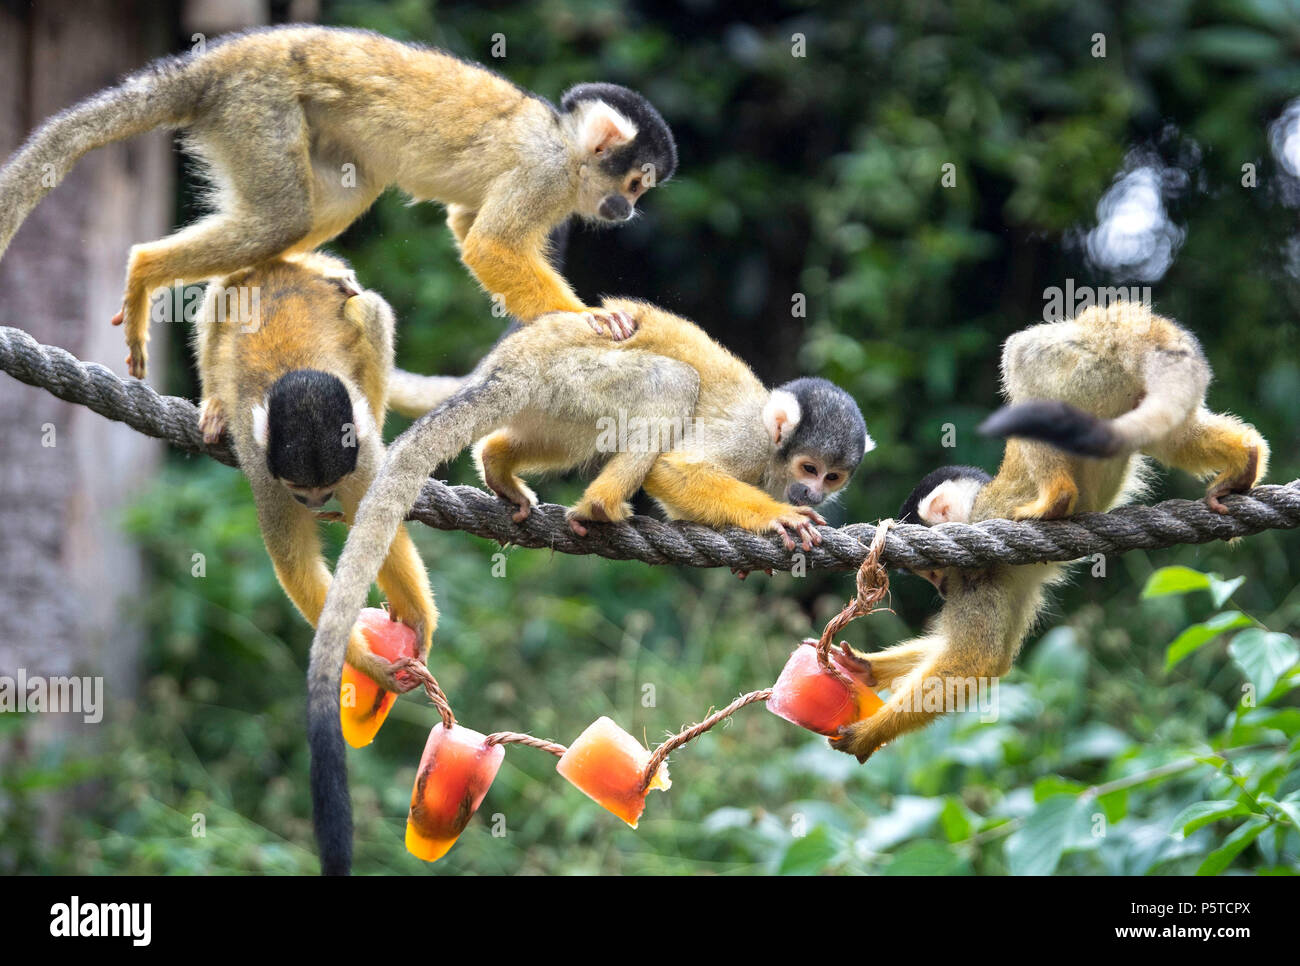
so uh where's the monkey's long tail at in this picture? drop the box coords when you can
[307,368,519,875]
[0,56,200,259]
[386,369,467,419]
[978,347,1210,458]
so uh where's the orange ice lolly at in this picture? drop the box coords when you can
[405,723,505,862]
[767,639,883,735]
[340,608,419,748]
[556,716,671,828]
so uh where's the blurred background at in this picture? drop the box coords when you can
[1,0,1298,874]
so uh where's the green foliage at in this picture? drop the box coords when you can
[6,0,1300,874]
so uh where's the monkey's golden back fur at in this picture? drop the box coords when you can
[1000,301,1199,418]
[524,298,774,484]
[196,252,390,454]
[980,302,1210,519]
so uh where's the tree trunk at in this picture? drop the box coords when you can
[0,1,175,747]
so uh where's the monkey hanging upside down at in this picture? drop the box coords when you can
[193,250,455,693]
[832,301,1268,762]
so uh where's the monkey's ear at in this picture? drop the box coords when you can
[762,389,802,446]
[349,392,376,444]
[342,290,376,329]
[863,428,877,455]
[580,101,637,157]
[917,478,982,525]
[251,403,269,448]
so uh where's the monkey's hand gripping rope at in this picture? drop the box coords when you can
[3,323,1297,573]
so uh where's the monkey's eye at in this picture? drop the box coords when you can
[802,463,818,475]
[825,473,840,483]
[629,179,641,193]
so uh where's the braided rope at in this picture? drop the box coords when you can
[3,323,1298,572]
[0,324,238,467]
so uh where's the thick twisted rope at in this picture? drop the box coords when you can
[3,323,1298,572]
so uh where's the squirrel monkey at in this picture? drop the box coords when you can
[0,24,677,379]
[306,298,872,873]
[193,251,438,695]
[832,301,1269,762]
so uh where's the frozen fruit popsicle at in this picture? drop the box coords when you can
[556,716,671,828]
[405,723,505,862]
[767,639,883,736]
[340,607,419,748]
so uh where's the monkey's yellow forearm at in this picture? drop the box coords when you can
[258,503,333,627]
[1146,409,1270,499]
[833,654,959,760]
[644,453,792,531]
[460,231,586,321]
[271,557,332,628]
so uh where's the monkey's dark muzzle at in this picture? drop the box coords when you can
[786,483,824,507]
[294,491,334,509]
[598,195,633,221]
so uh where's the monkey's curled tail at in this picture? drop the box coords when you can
[978,346,1210,458]
[0,57,199,259]
[385,369,467,419]
[308,369,519,875]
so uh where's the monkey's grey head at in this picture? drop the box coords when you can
[560,82,677,224]
[252,369,372,509]
[896,465,993,594]
[762,377,872,507]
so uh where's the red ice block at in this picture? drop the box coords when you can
[405,723,505,862]
[339,608,419,748]
[556,716,671,828]
[767,639,884,736]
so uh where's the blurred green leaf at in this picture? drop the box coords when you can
[1004,796,1078,876]
[939,797,974,842]
[1142,566,1211,599]
[882,840,971,875]
[1208,575,1246,609]
[1169,800,1253,839]
[858,796,945,852]
[1165,611,1255,671]
[1196,817,1270,875]
[1229,630,1300,700]
[778,826,839,875]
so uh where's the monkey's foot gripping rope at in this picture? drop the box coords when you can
[3,324,1296,573]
